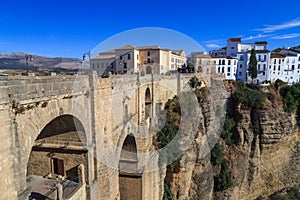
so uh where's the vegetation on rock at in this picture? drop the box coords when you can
[233,81,265,109]
[280,83,300,114]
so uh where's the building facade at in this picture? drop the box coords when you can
[90,45,186,75]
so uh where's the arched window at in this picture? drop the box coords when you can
[222,60,225,65]
[146,66,152,74]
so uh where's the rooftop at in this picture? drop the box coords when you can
[255,41,268,44]
[271,53,286,58]
[228,38,242,42]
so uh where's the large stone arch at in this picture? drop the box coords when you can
[26,113,89,199]
[15,97,92,198]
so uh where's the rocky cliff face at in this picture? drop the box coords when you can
[162,82,300,200]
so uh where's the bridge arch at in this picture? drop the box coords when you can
[26,114,89,199]
[118,134,142,200]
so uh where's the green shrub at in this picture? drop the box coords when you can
[280,84,300,113]
[211,142,224,166]
[188,76,202,89]
[233,81,265,109]
[221,117,235,145]
[287,187,300,200]
[157,122,181,167]
[269,192,289,200]
[163,182,173,200]
[213,160,233,191]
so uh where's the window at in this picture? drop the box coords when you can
[228,60,231,65]
[234,60,237,65]
[97,63,99,68]
[123,63,127,69]
[239,72,242,76]
[264,55,267,61]
[298,64,300,69]
[274,59,277,64]
[292,65,295,70]
[240,64,243,68]
[258,55,261,61]
[263,72,266,76]
[218,67,221,73]
[240,55,244,61]
[222,67,224,73]
[227,73,231,76]
[222,60,225,65]
[231,47,234,49]
[92,63,95,68]
[137,54,139,60]
[128,54,130,60]
[219,60,221,65]
[52,158,64,176]
[120,55,122,60]
[263,64,266,71]
[147,51,150,56]
[101,63,104,68]
[258,64,261,71]
[171,58,174,62]
[278,65,281,71]
[298,56,300,61]
[279,59,282,64]
[227,67,231,72]
[147,58,150,63]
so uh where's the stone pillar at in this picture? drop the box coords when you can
[56,183,63,200]
[78,164,86,184]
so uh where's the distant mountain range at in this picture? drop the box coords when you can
[0,52,82,71]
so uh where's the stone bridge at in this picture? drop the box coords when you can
[0,72,196,200]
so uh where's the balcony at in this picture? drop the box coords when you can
[27,175,86,200]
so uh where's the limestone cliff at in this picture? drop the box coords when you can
[161,81,300,200]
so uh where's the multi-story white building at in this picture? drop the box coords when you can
[90,45,186,75]
[210,38,270,83]
[269,48,300,84]
[211,56,238,80]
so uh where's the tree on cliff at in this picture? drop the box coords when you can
[248,49,258,85]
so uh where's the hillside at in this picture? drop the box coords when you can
[157,78,300,200]
[0,52,82,71]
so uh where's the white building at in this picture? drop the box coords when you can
[269,48,300,84]
[210,38,270,84]
[211,56,238,80]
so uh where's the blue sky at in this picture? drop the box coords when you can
[1,0,300,58]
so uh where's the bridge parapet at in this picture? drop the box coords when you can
[0,75,91,104]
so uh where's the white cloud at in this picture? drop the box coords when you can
[204,39,223,44]
[243,34,273,41]
[205,43,222,48]
[271,33,300,39]
[204,39,223,49]
[257,18,300,33]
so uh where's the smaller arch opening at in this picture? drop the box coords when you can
[145,88,152,120]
